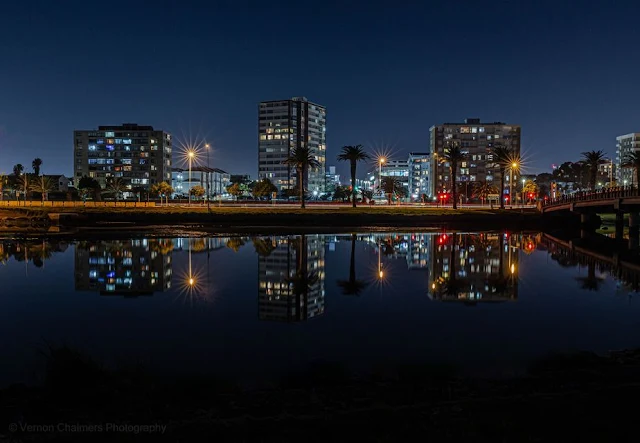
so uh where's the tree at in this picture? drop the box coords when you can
[333,185,350,202]
[0,174,6,201]
[581,150,606,190]
[150,182,173,205]
[623,152,640,187]
[29,176,55,205]
[13,164,24,177]
[337,233,368,296]
[226,183,243,200]
[491,146,513,209]
[337,145,369,208]
[282,146,321,209]
[226,237,246,252]
[252,178,278,199]
[379,176,403,205]
[360,189,373,204]
[252,237,277,257]
[78,175,102,201]
[522,180,539,203]
[442,143,466,209]
[190,185,205,199]
[32,158,43,176]
[473,181,498,205]
[106,178,127,204]
[17,174,29,205]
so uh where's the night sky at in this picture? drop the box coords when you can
[1,0,639,179]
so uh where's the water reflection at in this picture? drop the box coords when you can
[0,240,70,269]
[74,239,173,296]
[258,234,325,322]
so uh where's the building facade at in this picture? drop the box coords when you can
[171,167,230,198]
[616,133,640,185]
[258,97,327,195]
[429,119,521,199]
[73,123,172,191]
[408,152,430,200]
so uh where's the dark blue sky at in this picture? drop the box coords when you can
[1,0,639,178]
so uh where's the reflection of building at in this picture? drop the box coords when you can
[73,123,172,190]
[407,234,431,270]
[171,167,230,198]
[258,97,327,194]
[428,232,518,302]
[429,118,521,197]
[258,235,325,322]
[172,237,230,253]
[74,239,172,296]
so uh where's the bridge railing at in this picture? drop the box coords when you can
[542,185,640,207]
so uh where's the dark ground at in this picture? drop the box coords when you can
[2,347,640,442]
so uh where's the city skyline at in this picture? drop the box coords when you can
[2,1,639,180]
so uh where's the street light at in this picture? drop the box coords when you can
[521,178,526,207]
[187,150,196,205]
[378,157,386,196]
[205,143,211,210]
[509,161,519,208]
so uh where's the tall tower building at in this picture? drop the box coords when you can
[73,123,172,191]
[616,133,640,185]
[429,119,521,199]
[258,97,326,195]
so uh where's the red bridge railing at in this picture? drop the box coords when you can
[542,186,640,208]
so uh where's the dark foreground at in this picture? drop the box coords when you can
[1,347,639,442]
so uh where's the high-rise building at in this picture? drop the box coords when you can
[408,152,430,200]
[616,133,640,185]
[429,119,521,199]
[258,97,327,195]
[73,123,172,191]
[258,235,325,322]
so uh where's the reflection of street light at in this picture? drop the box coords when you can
[624,179,628,187]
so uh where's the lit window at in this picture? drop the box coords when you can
[471,127,477,133]
[122,139,132,144]
[479,127,485,133]
[105,131,115,137]
[260,135,267,140]
[88,145,97,151]
[115,139,122,144]
[460,127,470,134]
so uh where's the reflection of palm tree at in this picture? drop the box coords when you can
[433,233,469,300]
[252,237,276,257]
[576,261,605,291]
[285,235,318,321]
[337,234,368,296]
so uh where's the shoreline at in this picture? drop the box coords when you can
[0,207,577,237]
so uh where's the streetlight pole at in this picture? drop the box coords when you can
[188,151,195,205]
[521,178,525,207]
[510,162,517,209]
[205,143,210,210]
[379,157,386,197]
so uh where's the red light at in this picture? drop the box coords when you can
[527,242,533,249]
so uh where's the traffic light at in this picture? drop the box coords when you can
[437,233,448,245]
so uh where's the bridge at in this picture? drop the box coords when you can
[541,186,640,249]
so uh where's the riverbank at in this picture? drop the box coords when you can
[0,206,575,234]
[2,346,640,441]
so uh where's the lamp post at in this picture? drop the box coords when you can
[510,162,518,209]
[205,143,211,210]
[188,151,195,205]
[378,157,386,196]
[521,178,526,207]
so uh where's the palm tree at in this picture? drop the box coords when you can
[491,146,512,209]
[337,234,368,296]
[106,178,127,205]
[581,150,606,190]
[252,237,276,257]
[32,158,43,176]
[226,237,246,252]
[337,145,369,208]
[360,189,373,204]
[13,164,24,177]
[623,152,640,188]
[442,144,466,209]
[30,176,55,205]
[283,147,321,209]
[379,176,402,205]
[473,181,498,206]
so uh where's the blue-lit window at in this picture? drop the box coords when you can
[105,131,115,137]
[88,145,97,151]
[123,139,132,144]
[122,159,132,165]
[106,284,115,292]
[115,139,122,144]
[106,159,114,164]
[106,145,114,151]
[140,159,146,165]
[97,139,104,144]
[88,159,97,164]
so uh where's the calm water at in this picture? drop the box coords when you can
[1,232,640,387]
